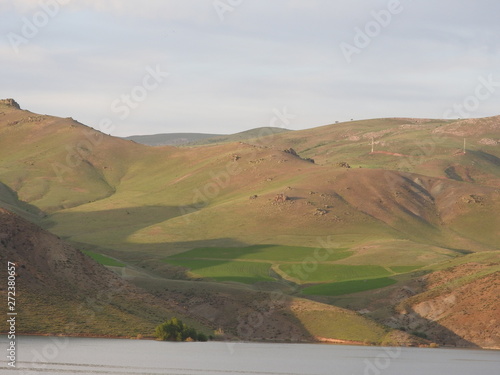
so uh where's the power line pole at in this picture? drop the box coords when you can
[463,138,466,154]
[371,137,374,153]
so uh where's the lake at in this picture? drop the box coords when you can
[1,336,499,374]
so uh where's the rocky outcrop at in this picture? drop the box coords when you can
[0,98,20,109]
[283,148,314,163]
[391,264,500,349]
[337,161,351,168]
[274,193,289,203]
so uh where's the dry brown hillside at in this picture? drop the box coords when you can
[392,262,500,349]
[0,207,197,337]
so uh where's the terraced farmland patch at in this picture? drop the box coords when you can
[302,277,397,296]
[165,245,418,294]
[164,259,274,284]
[280,264,392,283]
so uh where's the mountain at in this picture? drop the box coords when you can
[123,132,222,146]
[183,127,291,146]
[123,127,291,147]
[0,98,498,347]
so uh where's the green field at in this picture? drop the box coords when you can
[169,245,351,262]
[163,245,410,298]
[164,259,274,284]
[165,246,413,295]
[83,251,125,267]
[302,277,397,296]
[280,264,392,283]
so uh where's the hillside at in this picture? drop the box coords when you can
[124,132,221,146]
[0,98,498,347]
[0,206,406,344]
[184,127,291,146]
[123,127,291,147]
[244,117,500,188]
[0,207,207,337]
[395,255,500,349]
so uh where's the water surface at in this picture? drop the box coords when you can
[1,336,499,374]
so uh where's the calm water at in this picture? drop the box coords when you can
[1,336,499,374]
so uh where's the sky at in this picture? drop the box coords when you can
[1,0,500,137]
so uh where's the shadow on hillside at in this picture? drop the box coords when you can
[0,182,46,220]
[39,205,479,344]
[40,204,187,231]
[399,306,481,348]
[134,267,316,343]
[322,290,482,348]
[39,204,317,341]
[39,205,297,272]
[472,149,500,166]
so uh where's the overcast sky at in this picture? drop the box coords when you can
[1,0,499,136]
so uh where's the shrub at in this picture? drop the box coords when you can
[197,333,208,342]
[155,317,207,342]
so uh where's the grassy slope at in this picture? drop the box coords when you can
[245,117,500,187]
[0,208,210,338]
[123,132,222,146]
[0,101,498,345]
[184,127,291,146]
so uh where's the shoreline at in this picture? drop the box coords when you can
[1,332,497,350]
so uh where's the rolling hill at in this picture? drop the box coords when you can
[123,127,291,146]
[123,132,222,146]
[0,98,498,347]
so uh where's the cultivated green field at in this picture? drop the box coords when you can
[164,258,274,284]
[302,277,397,296]
[83,250,125,267]
[280,264,392,283]
[163,245,416,296]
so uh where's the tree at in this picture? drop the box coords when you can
[155,317,207,342]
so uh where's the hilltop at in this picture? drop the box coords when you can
[123,132,221,146]
[0,99,498,347]
[123,127,291,147]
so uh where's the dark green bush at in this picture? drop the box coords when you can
[155,317,207,342]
